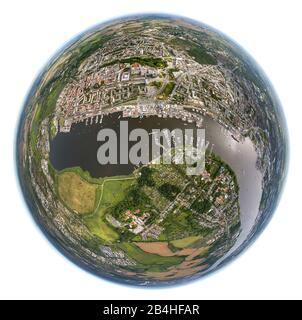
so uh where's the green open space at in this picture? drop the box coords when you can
[119,242,184,267]
[57,171,97,214]
[101,56,167,69]
[158,183,181,201]
[191,198,212,214]
[170,38,217,65]
[170,235,202,249]
[160,207,212,241]
[158,81,175,99]
[54,166,135,242]
[149,80,163,89]
[83,176,136,242]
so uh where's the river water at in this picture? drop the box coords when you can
[50,112,262,249]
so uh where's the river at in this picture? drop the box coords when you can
[50,112,262,250]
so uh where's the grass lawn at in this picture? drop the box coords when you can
[57,171,97,214]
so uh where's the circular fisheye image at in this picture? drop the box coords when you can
[17,15,288,286]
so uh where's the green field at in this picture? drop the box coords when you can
[170,236,202,249]
[188,47,217,65]
[119,242,184,267]
[30,103,42,151]
[101,178,135,205]
[84,205,119,242]
[55,167,136,242]
[83,176,136,242]
[57,171,97,214]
